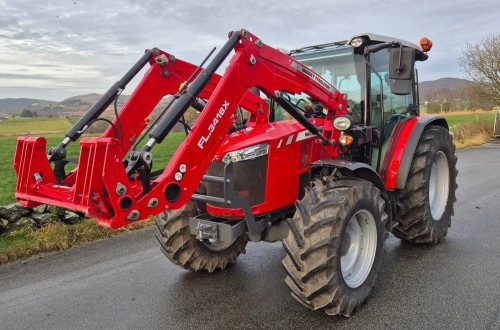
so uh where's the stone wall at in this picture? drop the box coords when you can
[0,203,84,236]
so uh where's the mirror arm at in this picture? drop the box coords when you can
[364,41,400,55]
[396,42,404,73]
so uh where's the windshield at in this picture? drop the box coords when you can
[292,45,365,122]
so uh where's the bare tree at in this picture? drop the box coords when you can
[459,33,500,108]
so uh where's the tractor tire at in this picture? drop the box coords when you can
[282,178,388,317]
[155,201,248,273]
[393,125,458,244]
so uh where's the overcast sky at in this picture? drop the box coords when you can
[1,0,499,101]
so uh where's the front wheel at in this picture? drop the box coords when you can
[155,201,248,273]
[282,178,388,317]
[393,125,458,244]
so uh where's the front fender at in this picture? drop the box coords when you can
[312,159,387,196]
[382,116,448,190]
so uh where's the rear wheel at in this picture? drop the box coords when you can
[393,125,458,244]
[282,177,387,317]
[155,201,248,273]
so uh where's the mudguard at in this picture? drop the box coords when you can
[382,116,448,190]
[311,159,387,196]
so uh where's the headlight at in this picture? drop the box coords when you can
[350,37,365,48]
[333,116,353,131]
[222,143,269,163]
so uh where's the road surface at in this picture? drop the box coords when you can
[1,144,499,329]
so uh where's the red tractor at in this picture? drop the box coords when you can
[14,29,457,316]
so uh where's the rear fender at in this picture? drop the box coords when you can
[382,116,448,190]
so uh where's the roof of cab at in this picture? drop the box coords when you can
[349,33,423,51]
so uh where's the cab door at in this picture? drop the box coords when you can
[368,48,416,169]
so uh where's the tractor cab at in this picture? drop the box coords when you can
[288,33,432,169]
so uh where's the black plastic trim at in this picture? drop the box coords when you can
[311,159,387,195]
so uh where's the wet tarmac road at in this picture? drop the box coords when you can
[1,144,499,329]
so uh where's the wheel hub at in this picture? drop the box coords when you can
[341,210,377,288]
[429,150,450,220]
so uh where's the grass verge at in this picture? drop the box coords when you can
[0,217,154,264]
[451,119,493,149]
[440,111,495,149]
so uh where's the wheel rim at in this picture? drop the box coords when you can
[202,238,235,251]
[429,151,450,220]
[340,210,377,288]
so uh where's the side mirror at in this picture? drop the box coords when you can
[389,47,415,95]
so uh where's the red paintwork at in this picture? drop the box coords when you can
[207,118,329,217]
[14,29,348,228]
[382,117,418,190]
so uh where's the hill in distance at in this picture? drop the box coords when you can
[418,78,470,101]
[0,78,471,115]
[0,93,131,116]
[419,77,470,90]
[0,98,57,113]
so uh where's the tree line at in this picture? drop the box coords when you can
[458,33,500,110]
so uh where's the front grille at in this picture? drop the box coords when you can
[206,155,268,206]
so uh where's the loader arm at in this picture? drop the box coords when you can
[98,49,265,158]
[14,29,347,228]
[15,41,266,221]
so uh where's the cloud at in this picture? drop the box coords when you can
[0,0,499,100]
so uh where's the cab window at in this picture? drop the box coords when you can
[369,49,414,128]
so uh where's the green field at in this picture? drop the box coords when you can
[439,112,495,128]
[0,132,185,205]
[0,117,74,136]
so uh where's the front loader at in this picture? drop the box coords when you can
[13,29,457,316]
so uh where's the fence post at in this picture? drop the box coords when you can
[494,110,500,138]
